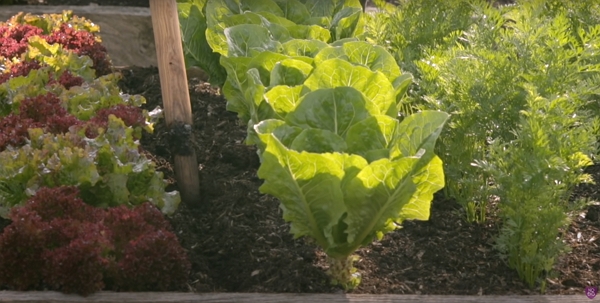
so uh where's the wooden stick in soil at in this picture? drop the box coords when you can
[149,0,200,207]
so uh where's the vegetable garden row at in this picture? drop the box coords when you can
[0,0,598,296]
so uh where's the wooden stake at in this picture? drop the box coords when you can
[149,0,200,207]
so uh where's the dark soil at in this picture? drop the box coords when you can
[4,0,597,296]
[116,65,600,295]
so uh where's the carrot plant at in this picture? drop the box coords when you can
[475,85,599,290]
[364,0,600,289]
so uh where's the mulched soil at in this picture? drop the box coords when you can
[3,0,598,296]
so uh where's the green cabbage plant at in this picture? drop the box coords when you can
[179,0,450,289]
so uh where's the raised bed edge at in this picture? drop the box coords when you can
[0,292,590,303]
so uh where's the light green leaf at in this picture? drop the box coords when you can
[392,73,413,105]
[287,24,332,42]
[343,157,418,245]
[256,134,348,248]
[314,41,402,82]
[399,156,445,220]
[224,24,283,57]
[346,115,398,162]
[247,51,289,86]
[390,110,450,159]
[303,58,396,116]
[290,128,348,153]
[281,39,329,57]
[270,59,314,86]
[285,87,370,137]
[264,85,303,119]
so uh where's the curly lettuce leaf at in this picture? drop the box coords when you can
[0,116,180,218]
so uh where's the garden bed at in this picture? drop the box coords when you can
[1,0,598,299]
[117,65,600,295]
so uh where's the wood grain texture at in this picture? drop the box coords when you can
[149,0,200,206]
[0,292,590,303]
[149,0,191,125]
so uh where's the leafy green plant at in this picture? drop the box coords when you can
[255,110,448,289]
[407,0,600,224]
[364,0,476,78]
[0,116,180,217]
[178,0,366,87]
[0,11,178,217]
[475,86,599,289]
[178,0,227,86]
[412,0,600,288]
[360,0,600,288]
[181,1,450,289]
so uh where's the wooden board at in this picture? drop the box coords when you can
[149,0,201,206]
[0,292,590,303]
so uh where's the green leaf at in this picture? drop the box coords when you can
[224,24,283,57]
[390,110,450,159]
[399,156,445,220]
[178,0,227,86]
[302,0,362,18]
[270,58,314,86]
[252,119,303,151]
[303,58,396,116]
[206,0,284,27]
[287,25,332,42]
[264,85,303,119]
[220,56,252,120]
[225,12,294,41]
[290,128,347,153]
[247,51,290,86]
[272,0,311,24]
[340,154,444,255]
[331,7,365,40]
[245,68,268,124]
[330,37,360,46]
[256,134,349,248]
[342,157,417,244]
[392,73,413,105]
[314,41,402,82]
[205,0,287,56]
[285,87,370,137]
[345,115,398,162]
[281,39,329,57]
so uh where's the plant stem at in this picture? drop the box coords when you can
[327,255,361,290]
